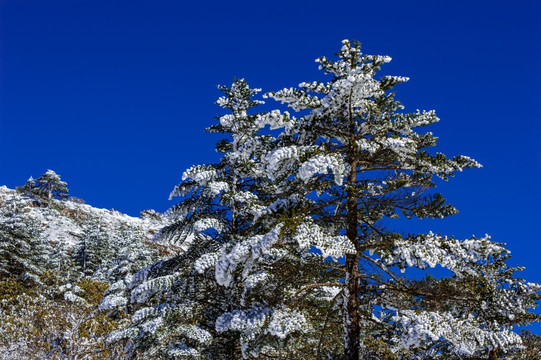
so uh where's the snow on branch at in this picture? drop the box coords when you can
[293,219,355,260]
[194,251,220,274]
[215,225,283,287]
[254,110,295,133]
[380,232,507,276]
[193,217,223,233]
[261,146,304,181]
[393,310,522,356]
[130,273,179,303]
[181,165,217,185]
[298,154,348,185]
[216,305,310,358]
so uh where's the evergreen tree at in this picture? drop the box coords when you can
[104,79,286,359]
[33,169,69,203]
[213,40,539,359]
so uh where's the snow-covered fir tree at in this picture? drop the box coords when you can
[104,79,284,359]
[211,40,540,359]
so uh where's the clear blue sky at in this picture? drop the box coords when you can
[1,0,540,322]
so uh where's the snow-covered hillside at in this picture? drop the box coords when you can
[0,182,171,359]
[0,185,163,249]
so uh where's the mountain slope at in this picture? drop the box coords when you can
[0,185,163,250]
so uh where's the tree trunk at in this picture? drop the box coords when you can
[344,155,361,360]
[344,254,361,359]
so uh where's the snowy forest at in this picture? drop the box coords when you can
[1,41,540,359]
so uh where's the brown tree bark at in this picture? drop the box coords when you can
[344,253,361,360]
[344,151,361,360]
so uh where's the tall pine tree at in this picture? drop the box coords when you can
[212,41,541,359]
